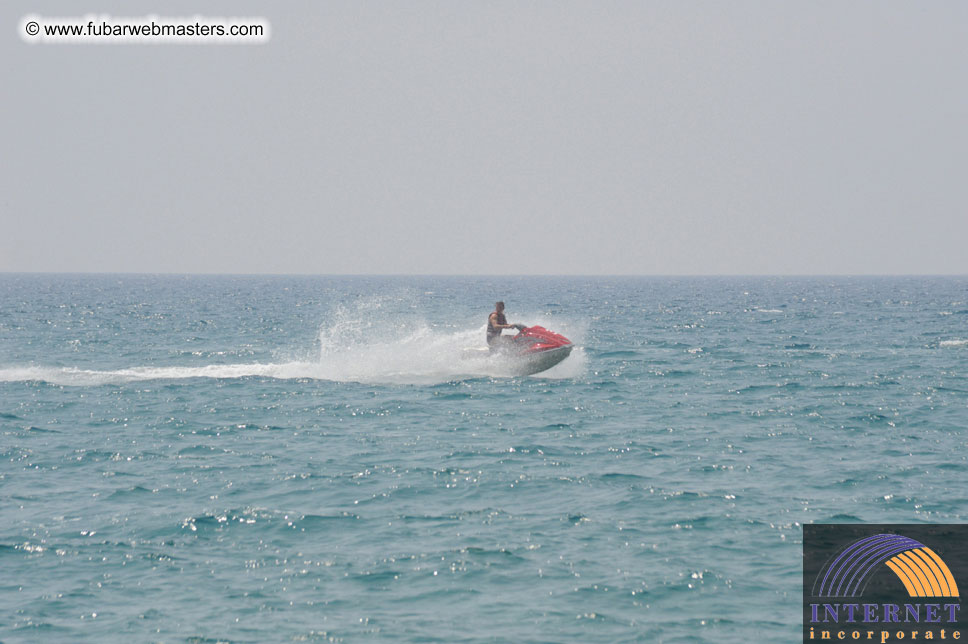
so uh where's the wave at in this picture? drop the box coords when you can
[0,303,585,386]
[940,339,968,348]
[0,362,307,386]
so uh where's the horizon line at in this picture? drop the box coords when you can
[2,271,967,279]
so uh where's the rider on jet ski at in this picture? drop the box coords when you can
[487,301,525,349]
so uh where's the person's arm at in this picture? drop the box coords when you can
[489,312,514,329]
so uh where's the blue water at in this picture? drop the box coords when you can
[1,275,966,643]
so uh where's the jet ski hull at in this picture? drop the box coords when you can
[507,344,573,376]
[500,326,574,375]
[463,326,574,376]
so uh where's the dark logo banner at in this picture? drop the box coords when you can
[804,524,966,643]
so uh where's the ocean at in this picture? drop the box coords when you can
[1,275,966,643]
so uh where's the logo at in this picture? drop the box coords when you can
[815,533,959,599]
[804,525,966,643]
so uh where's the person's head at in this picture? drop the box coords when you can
[495,301,505,312]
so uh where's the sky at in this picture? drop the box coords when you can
[2,1,967,275]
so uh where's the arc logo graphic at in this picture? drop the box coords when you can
[804,525,966,643]
[814,533,959,599]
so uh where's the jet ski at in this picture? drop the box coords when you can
[493,325,574,376]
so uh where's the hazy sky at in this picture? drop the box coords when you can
[3,1,967,275]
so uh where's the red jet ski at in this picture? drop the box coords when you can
[498,325,574,375]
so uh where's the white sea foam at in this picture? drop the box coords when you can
[939,339,968,348]
[0,304,585,386]
[0,363,308,387]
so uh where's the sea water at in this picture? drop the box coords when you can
[1,275,966,643]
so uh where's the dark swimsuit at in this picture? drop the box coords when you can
[487,312,507,345]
